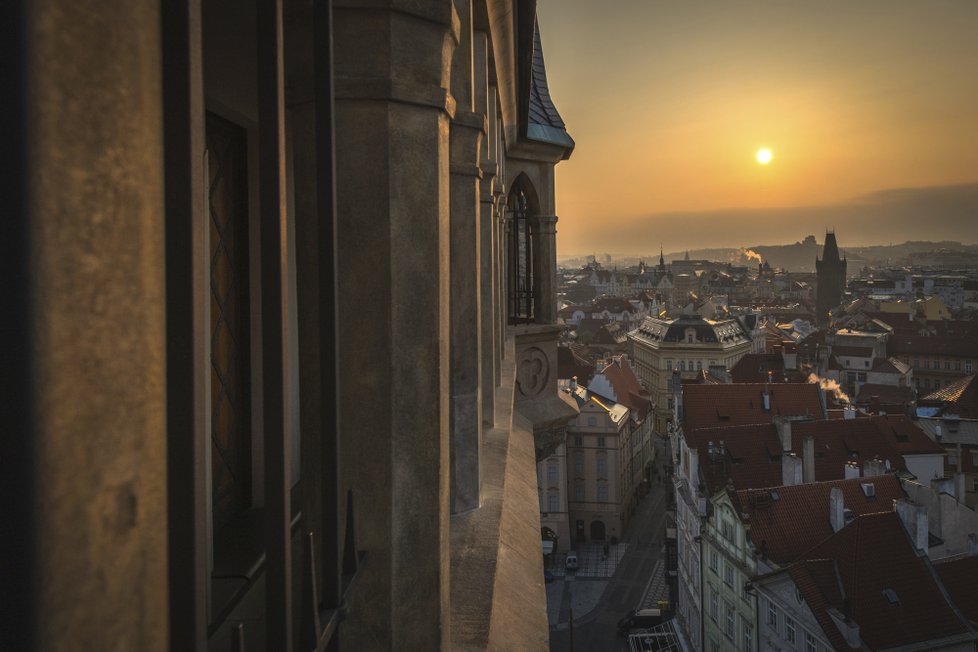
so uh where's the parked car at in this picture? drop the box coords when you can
[617,608,663,634]
[565,551,579,571]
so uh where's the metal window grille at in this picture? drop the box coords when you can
[508,188,534,324]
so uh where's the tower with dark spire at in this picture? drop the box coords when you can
[658,245,666,272]
[816,231,847,323]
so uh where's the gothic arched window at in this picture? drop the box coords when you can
[508,187,534,324]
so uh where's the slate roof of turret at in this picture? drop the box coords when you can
[527,22,574,152]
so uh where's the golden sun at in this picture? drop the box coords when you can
[756,148,773,165]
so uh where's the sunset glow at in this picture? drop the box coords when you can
[756,148,772,165]
[537,0,978,252]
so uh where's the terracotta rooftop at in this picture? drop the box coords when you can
[684,416,939,494]
[794,415,945,458]
[729,353,787,384]
[557,346,593,385]
[598,356,651,420]
[934,555,978,627]
[920,375,978,419]
[735,475,905,565]
[871,357,910,375]
[854,383,914,407]
[592,296,636,313]
[681,383,824,433]
[921,374,975,403]
[793,512,972,650]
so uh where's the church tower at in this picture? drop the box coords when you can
[816,231,847,323]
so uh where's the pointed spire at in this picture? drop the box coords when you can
[822,231,841,263]
[684,250,690,261]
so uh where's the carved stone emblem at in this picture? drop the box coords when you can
[517,346,549,398]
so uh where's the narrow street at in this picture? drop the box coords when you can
[549,438,673,652]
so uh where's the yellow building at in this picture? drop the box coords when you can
[628,314,752,433]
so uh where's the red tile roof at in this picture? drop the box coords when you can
[853,383,914,407]
[871,357,910,375]
[729,353,806,384]
[599,356,651,420]
[557,346,593,385]
[795,512,971,650]
[920,374,974,403]
[683,416,938,494]
[795,415,944,458]
[682,383,824,433]
[934,555,978,627]
[736,475,905,565]
[921,375,978,419]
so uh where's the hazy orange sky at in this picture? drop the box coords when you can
[536,0,978,254]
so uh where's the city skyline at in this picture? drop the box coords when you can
[537,0,978,253]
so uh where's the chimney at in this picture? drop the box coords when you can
[570,376,578,390]
[843,406,856,420]
[774,416,792,453]
[894,499,929,553]
[782,344,798,371]
[869,395,881,415]
[830,487,845,532]
[864,458,886,477]
[782,453,803,486]
[762,389,771,412]
[803,437,815,483]
[844,461,860,479]
[931,476,955,498]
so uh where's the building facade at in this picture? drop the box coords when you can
[564,384,633,543]
[2,1,576,650]
[629,315,752,433]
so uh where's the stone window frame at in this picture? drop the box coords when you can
[597,483,609,503]
[785,615,796,643]
[547,493,559,513]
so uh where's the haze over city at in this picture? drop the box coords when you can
[538,0,978,254]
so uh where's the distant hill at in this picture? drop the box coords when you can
[559,182,978,257]
[559,239,978,273]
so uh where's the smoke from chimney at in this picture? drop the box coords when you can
[807,373,850,404]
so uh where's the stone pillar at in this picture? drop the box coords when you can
[475,33,496,426]
[532,214,559,325]
[26,1,169,649]
[333,2,456,648]
[494,110,508,367]
[491,99,507,382]
[449,0,485,514]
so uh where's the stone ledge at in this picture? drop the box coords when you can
[450,335,549,651]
